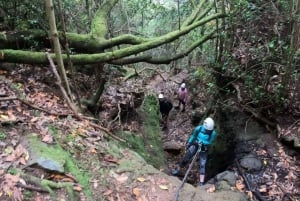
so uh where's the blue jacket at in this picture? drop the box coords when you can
[187,125,217,145]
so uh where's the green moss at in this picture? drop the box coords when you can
[105,141,123,158]
[119,94,165,169]
[0,130,7,140]
[23,190,33,201]
[27,127,93,201]
[141,94,165,168]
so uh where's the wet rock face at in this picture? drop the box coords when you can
[206,108,267,181]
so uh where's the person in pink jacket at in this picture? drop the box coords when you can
[177,83,188,112]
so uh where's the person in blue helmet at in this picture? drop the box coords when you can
[171,117,217,186]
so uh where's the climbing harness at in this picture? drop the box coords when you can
[173,142,203,201]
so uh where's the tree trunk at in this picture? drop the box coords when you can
[45,0,72,100]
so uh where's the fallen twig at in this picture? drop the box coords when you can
[16,183,48,193]
[0,96,18,101]
[46,52,77,114]
[108,103,122,128]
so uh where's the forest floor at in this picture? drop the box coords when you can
[0,65,299,201]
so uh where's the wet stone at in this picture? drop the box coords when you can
[239,154,262,171]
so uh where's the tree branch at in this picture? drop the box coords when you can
[90,0,119,38]
[0,12,226,64]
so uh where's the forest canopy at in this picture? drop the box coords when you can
[0,0,226,65]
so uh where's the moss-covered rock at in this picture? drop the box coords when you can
[118,94,165,169]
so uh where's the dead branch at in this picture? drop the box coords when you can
[108,103,122,129]
[0,96,18,101]
[232,81,276,128]
[16,183,48,193]
[46,52,77,113]
[138,67,167,81]
[240,104,276,127]
[123,67,167,82]
[88,121,125,142]
[232,83,242,103]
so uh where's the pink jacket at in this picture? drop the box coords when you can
[178,88,188,102]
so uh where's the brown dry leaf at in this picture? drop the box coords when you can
[103,189,113,196]
[137,177,147,182]
[12,186,23,201]
[132,187,141,197]
[206,184,216,193]
[285,171,297,181]
[0,70,7,74]
[35,194,43,201]
[5,154,16,162]
[18,157,27,165]
[88,147,97,154]
[0,169,4,176]
[7,109,16,121]
[73,185,82,192]
[2,174,21,198]
[0,114,9,121]
[113,173,128,183]
[16,106,22,112]
[104,155,120,164]
[137,195,148,201]
[256,149,267,156]
[156,177,168,185]
[158,185,168,190]
[15,144,27,158]
[48,173,77,183]
[272,173,278,181]
[42,134,54,144]
[30,117,40,122]
[6,144,26,162]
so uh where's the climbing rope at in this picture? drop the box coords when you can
[173,143,203,201]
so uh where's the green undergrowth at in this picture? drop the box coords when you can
[118,94,165,169]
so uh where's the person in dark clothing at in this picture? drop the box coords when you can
[158,93,173,129]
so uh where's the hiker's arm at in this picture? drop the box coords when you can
[208,130,217,144]
[187,126,200,144]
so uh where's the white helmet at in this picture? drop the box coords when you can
[203,117,214,130]
[158,93,164,99]
[180,83,186,88]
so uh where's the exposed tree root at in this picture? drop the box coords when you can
[20,173,76,201]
